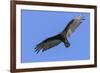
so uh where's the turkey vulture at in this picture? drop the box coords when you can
[34,16,85,53]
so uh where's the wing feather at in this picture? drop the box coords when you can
[62,16,84,37]
[34,38,61,53]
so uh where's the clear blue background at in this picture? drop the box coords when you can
[21,10,90,63]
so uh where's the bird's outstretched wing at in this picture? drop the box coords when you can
[34,37,61,53]
[62,16,84,37]
[34,16,84,53]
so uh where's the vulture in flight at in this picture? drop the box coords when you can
[34,16,85,53]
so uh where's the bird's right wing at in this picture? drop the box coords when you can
[34,37,61,53]
[62,16,84,37]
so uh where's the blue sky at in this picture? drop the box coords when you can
[21,10,90,63]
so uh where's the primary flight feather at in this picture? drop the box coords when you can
[34,16,85,53]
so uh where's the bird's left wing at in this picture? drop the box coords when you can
[34,37,61,53]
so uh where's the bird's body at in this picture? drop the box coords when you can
[34,16,85,53]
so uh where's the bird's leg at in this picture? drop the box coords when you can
[64,39,70,48]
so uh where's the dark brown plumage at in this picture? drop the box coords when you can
[34,16,85,53]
